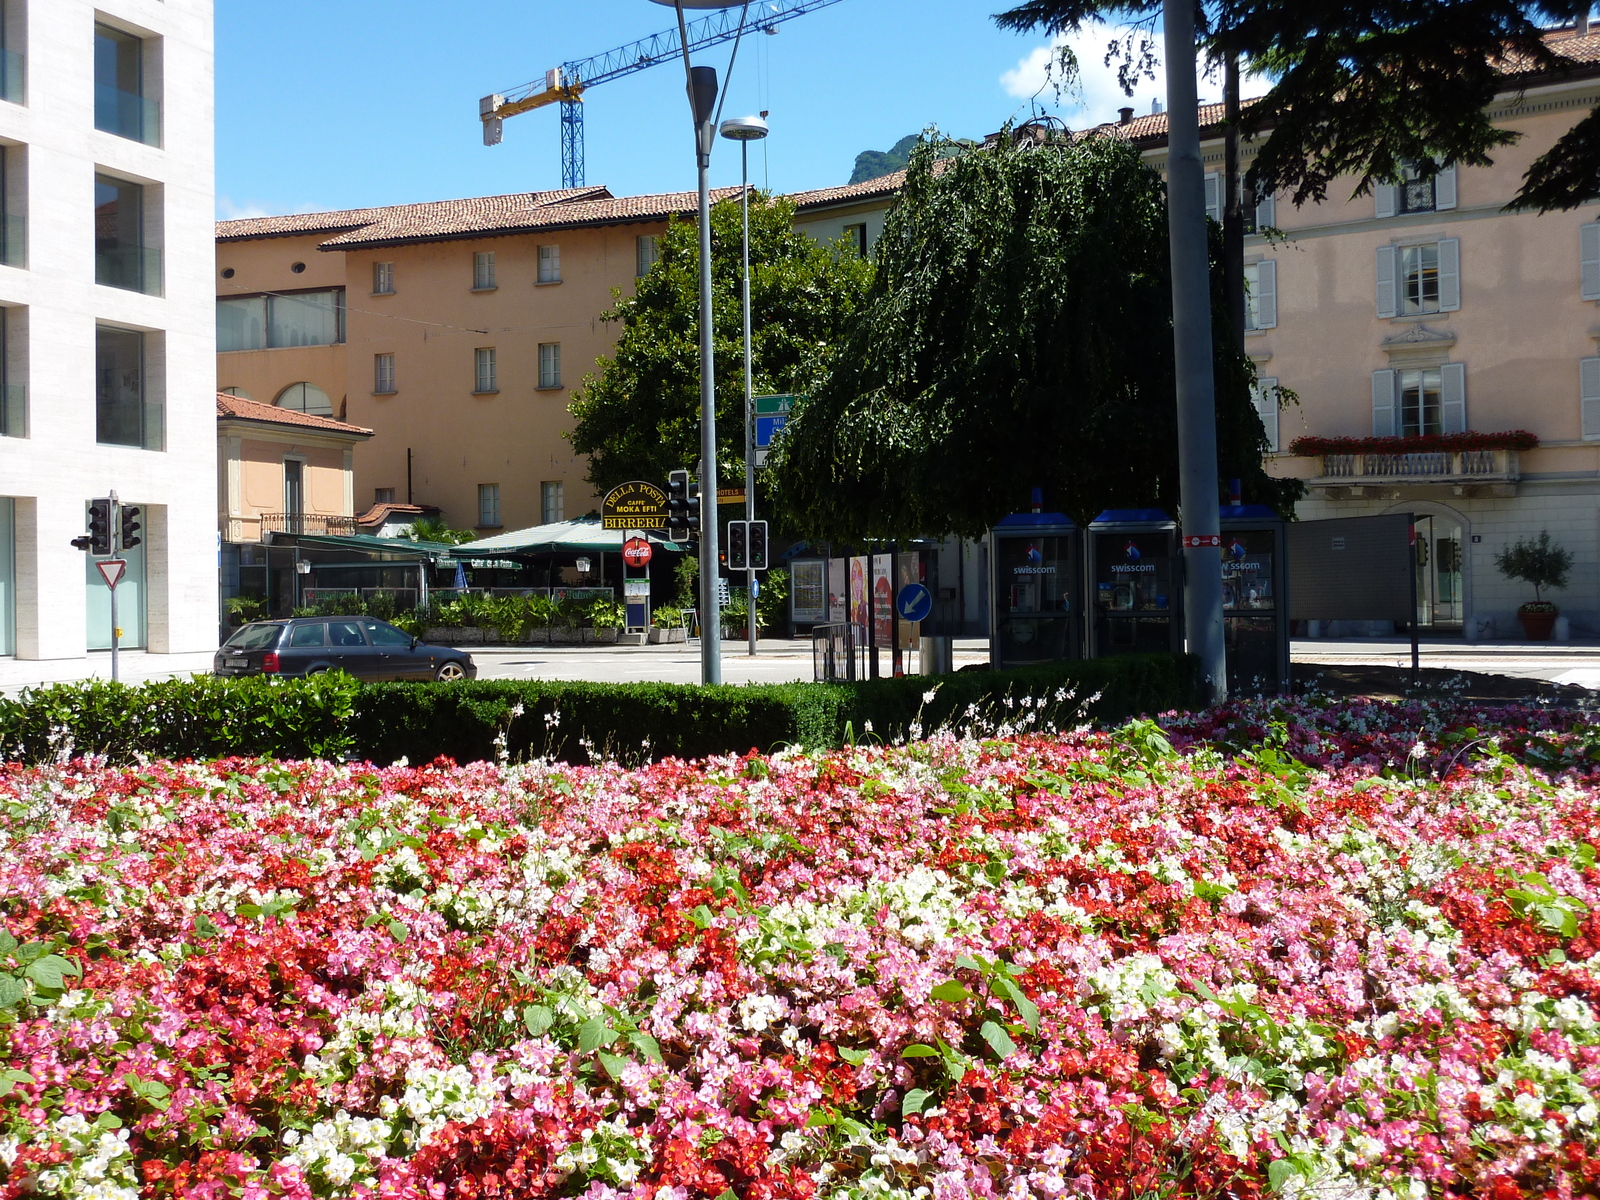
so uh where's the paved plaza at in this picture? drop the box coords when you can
[3,636,1600,696]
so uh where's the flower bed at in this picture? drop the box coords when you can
[1286,431,1539,456]
[3,697,1600,1198]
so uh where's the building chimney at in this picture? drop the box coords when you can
[1152,98,1164,115]
[1118,106,1135,125]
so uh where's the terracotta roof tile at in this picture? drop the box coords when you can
[790,170,910,210]
[216,392,372,436]
[217,186,747,251]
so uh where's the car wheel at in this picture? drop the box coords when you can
[436,661,467,682]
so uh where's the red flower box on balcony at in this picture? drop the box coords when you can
[1288,431,1539,456]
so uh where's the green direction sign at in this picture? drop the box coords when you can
[754,394,795,416]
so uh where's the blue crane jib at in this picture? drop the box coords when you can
[480,0,846,189]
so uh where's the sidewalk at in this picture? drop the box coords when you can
[1292,637,1600,690]
[0,650,217,696]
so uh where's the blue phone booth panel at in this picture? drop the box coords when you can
[1093,532,1177,655]
[994,532,1080,665]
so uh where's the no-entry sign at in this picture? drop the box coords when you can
[622,538,653,568]
[96,559,127,590]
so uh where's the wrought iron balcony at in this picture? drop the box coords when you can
[1309,448,1520,496]
[259,513,359,537]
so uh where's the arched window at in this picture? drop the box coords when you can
[220,386,252,399]
[274,382,332,416]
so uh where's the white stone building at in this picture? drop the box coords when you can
[0,0,217,661]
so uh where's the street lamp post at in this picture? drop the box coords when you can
[648,0,752,685]
[720,114,768,658]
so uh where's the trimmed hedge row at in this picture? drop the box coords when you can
[0,654,1196,766]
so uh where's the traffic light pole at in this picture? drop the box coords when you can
[108,490,120,684]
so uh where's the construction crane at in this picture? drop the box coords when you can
[480,0,847,189]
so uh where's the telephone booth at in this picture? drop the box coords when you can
[988,512,1083,668]
[1088,509,1182,657]
[1218,504,1290,694]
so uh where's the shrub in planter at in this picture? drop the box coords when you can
[1495,530,1572,640]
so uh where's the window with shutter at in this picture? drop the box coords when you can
[1582,357,1600,440]
[1375,183,1399,219]
[1204,172,1221,223]
[1434,165,1458,211]
[1372,369,1397,435]
[1253,377,1280,452]
[1439,363,1466,433]
[1253,188,1276,231]
[1375,245,1399,318]
[1582,223,1600,301]
[1244,259,1277,331]
[1437,238,1461,311]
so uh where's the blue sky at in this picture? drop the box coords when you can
[216,1,1258,220]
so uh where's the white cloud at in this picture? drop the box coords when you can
[216,196,275,221]
[1000,21,1271,128]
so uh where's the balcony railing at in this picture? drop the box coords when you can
[95,244,162,295]
[1311,448,1520,490]
[260,513,360,537]
[94,83,160,146]
[1,213,23,267]
[1,48,23,105]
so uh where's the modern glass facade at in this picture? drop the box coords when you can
[0,497,12,656]
[85,509,146,651]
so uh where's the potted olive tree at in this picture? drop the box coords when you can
[1495,530,1572,640]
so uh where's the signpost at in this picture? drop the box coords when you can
[622,538,653,568]
[752,394,794,469]
[96,558,127,682]
[895,582,933,625]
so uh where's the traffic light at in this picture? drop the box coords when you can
[748,520,769,571]
[685,477,702,537]
[727,520,748,570]
[666,469,691,541]
[86,498,113,557]
[119,505,142,551]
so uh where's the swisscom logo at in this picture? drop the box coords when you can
[1111,540,1155,574]
[1228,539,1247,562]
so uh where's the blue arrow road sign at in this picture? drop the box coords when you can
[896,583,933,624]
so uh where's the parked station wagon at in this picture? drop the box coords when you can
[215,617,476,682]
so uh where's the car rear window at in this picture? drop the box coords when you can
[224,623,283,650]
[328,620,367,648]
[289,623,326,648]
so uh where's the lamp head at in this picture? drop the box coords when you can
[720,115,769,142]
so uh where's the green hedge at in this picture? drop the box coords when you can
[0,655,1195,766]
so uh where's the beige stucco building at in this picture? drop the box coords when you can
[215,188,756,540]
[1124,27,1600,637]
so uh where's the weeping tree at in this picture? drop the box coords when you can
[567,192,874,496]
[768,134,1301,542]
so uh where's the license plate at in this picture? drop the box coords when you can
[226,658,248,668]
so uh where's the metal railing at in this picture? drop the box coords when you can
[260,513,360,536]
[94,83,161,145]
[1317,448,1519,485]
[813,622,868,682]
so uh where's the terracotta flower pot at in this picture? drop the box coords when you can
[1518,608,1558,641]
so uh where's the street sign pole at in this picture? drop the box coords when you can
[108,489,119,683]
[742,142,758,660]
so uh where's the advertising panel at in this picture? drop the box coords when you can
[849,557,868,631]
[873,554,892,647]
[789,560,828,624]
[828,558,847,624]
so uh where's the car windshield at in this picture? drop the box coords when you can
[224,623,283,650]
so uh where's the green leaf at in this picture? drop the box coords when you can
[578,1016,619,1053]
[522,1005,554,1037]
[0,930,17,956]
[953,955,981,972]
[902,1088,933,1117]
[688,905,716,930]
[996,977,1040,1034]
[193,914,219,938]
[1267,1159,1298,1193]
[930,979,971,1003]
[24,955,80,991]
[837,1046,870,1066]
[900,1044,939,1058]
[597,1050,630,1081]
[628,1031,664,1064]
[0,975,26,1008]
[0,1068,33,1098]
[386,920,408,942]
[980,1020,1016,1059]
[235,903,262,919]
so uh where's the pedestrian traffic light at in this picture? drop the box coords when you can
[666,470,692,541]
[119,505,142,551]
[748,520,769,571]
[86,498,113,556]
[727,520,748,570]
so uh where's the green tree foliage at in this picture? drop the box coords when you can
[1495,530,1573,603]
[993,1,1597,211]
[567,193,874,496]
[768,134,1298,541]
[404,516,476,545]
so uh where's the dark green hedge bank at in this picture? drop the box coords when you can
[0,654,1196,766]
